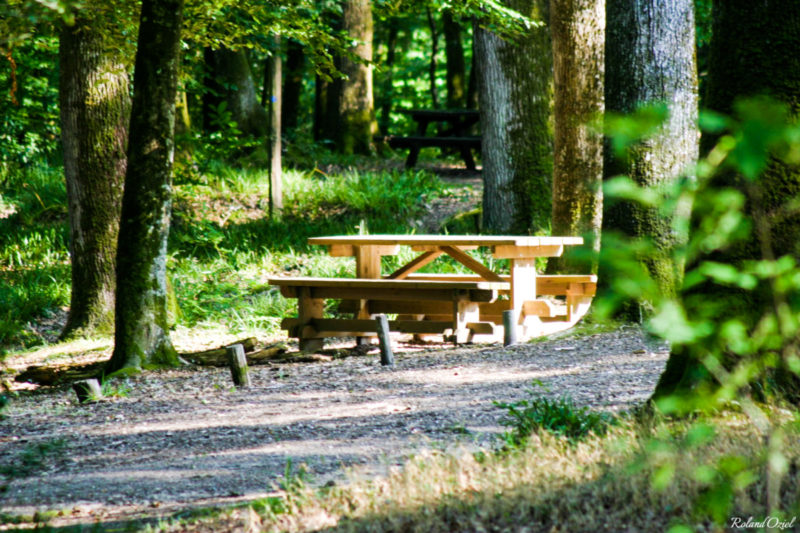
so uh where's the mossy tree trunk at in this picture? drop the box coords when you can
[107,0,184,374]
[599,0,698,318]
[653,0,800,401]
[443,10,467,109]
[336,0,377,155]
[59,19,131,339]
[476,0,553,234]
[377,18,399,136]
[203,47,267,138]
[548,0,604,273]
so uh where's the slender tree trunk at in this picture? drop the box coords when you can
[281,39,304,135]
[476,0,553,234]
[203,47,267,138]
[548,0,605,273]
[467,20,479,109]
[426,8,440,109]
[107,0,184,373]
[59,20,130,339]
[336,0,376,154]
[599,0,698,317]
[267,36,282,213]
[313,75,329,142]
[653,0,800,401]
[378,18,399,136]
[442,10,467,109]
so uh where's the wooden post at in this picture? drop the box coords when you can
[375,314,394,366]
[503,309,517,346]
[227,344,251,387]
[73,378,102,403]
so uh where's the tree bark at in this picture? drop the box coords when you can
[653,0,800,401]
[548,0,604,273]
[443,10,467,109]
[267,36,282,213]
[59,20,130,339]
[203,47,267,138]
[426,8,440,109]
[476,0,553,234]
[599,0,698,316]
[107,0,184,374]
[336,0,377,154]
[378,18,399,136]
[281,38,304,135]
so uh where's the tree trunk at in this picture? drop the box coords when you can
[653,0,800,401]
[281,38,304,135]
[267,36,282,214]
[336,0,376,154]
[378,18,399,136]
[426,8,440,109]
[443,10,467,109]
[107,0,184,374]
[599,0,698,317]
[203,47,267,138]
[476,0,553,234]
[59,20,130,339]
[548,0,604,273]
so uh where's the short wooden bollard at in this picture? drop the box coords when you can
[374,314,394,366]
[503,310,518,347]
[226,344,251,387]
[73,378,102,403]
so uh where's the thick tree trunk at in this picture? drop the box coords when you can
[336,0,376,154]
[107,0,184,373]
[59,20,130,339]
[476,0,553,234]
[442,10,467,109]
[599,0,698,316]
[203,47,267,138]
[281,39,304,135]
[548,0,604,273]
[653,0,800,401]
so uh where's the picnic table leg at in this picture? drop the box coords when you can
[297,287,324,352]
[510,258,538,340]
[355,245,381,345]
[451,298,479,345]
[460,147,476,171]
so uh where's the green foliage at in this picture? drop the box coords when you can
[0,164,70,349]
[0,35,60,168]
[495,381,617,446]
[598,97,800,527]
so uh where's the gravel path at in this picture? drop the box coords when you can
[0,326,667,527]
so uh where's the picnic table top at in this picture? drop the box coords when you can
[308,234,584,248]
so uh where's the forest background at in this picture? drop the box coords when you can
[2,0,800,531]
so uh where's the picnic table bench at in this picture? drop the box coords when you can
[269,235,596,351]
[383,109,481,170]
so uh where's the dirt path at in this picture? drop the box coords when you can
[0,326,667,528]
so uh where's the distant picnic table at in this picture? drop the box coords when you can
[383,109,481,170]
[269,234,596,351]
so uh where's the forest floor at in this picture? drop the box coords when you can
[0,325,667,530]
[1,165,670,530]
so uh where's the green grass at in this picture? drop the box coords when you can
[0,159,455,350]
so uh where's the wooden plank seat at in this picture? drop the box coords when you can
[269,276,510,350]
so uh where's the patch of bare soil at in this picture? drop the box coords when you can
[0,326,667,529]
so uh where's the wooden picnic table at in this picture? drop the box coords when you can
[269,235,596,351]
[385,109,481,170]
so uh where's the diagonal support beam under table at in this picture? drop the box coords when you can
[439,245,505,282]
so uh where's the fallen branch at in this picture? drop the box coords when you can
[16,362,105,386]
